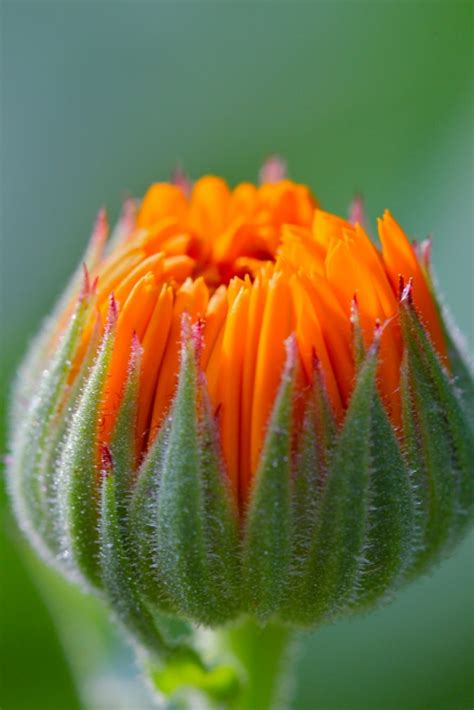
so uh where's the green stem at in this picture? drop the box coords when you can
[219,620,294,710]
[144,618,295,710]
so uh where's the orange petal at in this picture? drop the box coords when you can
[202,285,228,369]
[101,272,159,445]
[188,176,231,239]
[216,282,251,499]
[149,278,209,440]
[113,253,164,308]
[378,210,447,361]
[290,272,342,417]
[137,183,188,229]
[251,272,294,476]
[136,285,174,452]
[240,276,266,502]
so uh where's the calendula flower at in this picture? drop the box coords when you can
[8,169,473,704]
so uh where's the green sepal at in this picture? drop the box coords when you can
[57,308,116,588]
[350,294,366,369]
[242,337,296,621]
[150,317,241,625]
[100,333,161,612]
[99,470,172,657]
[40,317,103,559]
[108,334,141,533]
[195,370,242,618]
[400,295,474,574]
[102,460,241,699]
[353,393,417,608]
[285,363,337,622]
[129,417,177,614]
[295,345,377,623]
[8,294,92,562]
[100,349,229,685]
[422,265,474,428]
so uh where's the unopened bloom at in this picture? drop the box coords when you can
[8,173,473,654]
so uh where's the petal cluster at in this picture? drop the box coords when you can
[36,177,446,504]
[8,174,473,635]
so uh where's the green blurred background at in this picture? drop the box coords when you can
[1,2,473,709]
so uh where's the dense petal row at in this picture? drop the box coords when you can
[45,177,446,506]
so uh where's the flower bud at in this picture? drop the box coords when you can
[8,176,473,652]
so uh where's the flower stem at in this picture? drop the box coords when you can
[220,619,295,710]
[143,618,295,709]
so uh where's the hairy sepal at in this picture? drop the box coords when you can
[242,337,296,622]
[56,317,115,588]
[100,471,172,657]
[353,392,417,609]
[400,297,474,576]
[129,417,177,613]
[137,318,240,625]
[291,341,417,625]
[422,267,474,429]
[100,457,228,698]
[284,364,337,621]
[8,296,92,563]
